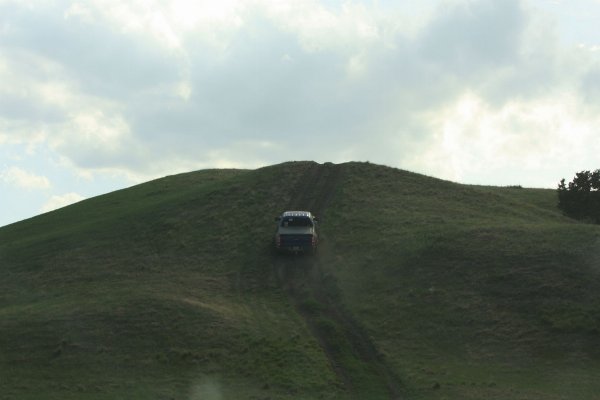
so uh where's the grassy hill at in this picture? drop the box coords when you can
[1,161,599,399]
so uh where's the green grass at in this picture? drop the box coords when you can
[322,162,600,399]
[1,161,600,399]
[0,162,340,399]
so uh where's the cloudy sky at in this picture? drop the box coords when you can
[1,0,600,227]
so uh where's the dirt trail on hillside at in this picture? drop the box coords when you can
[273,162,403,399]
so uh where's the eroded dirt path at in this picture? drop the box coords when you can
[273,162,403,399]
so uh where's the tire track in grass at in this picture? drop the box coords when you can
[273,162,403,399]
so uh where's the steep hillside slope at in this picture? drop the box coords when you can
[322,163,600,399]
[1,161,599,400]
[0,163,342,400]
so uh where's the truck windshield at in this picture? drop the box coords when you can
[280,217,313,227]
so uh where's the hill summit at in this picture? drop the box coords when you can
[1,161,600,399]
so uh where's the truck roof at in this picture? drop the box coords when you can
[282,211,313,218]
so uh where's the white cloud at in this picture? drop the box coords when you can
[263,1,383,53]
[66,0,245,52]
[0,166,51,190]
[58,111,130,150]
[40,192,85,213]
[411,91,600,186]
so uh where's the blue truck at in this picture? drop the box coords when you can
[274,211,318,254]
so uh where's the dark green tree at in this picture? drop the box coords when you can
[558,170,600,222]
